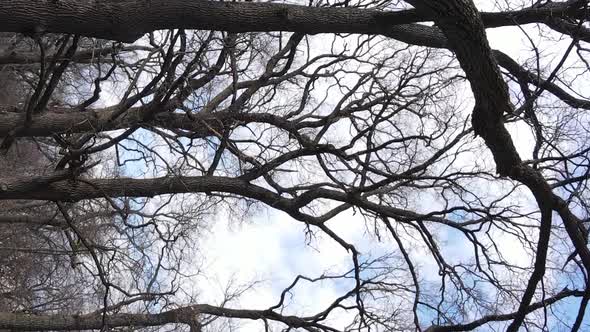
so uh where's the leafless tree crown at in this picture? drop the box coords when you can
[0,0,589,331]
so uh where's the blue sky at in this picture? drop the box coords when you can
[88,3,590,329]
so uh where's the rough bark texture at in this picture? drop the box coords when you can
[0,175,270,202]
[0,106,304,138]
[0,0,421,42]
[0,105,217,138]
[0,304,312,331]
[0,0,585,42]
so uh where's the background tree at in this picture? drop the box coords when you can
[0,0,589,331]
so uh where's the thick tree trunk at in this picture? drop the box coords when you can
[0,303,312,331]
[0,0,585,43]
[0,0,421,42]
[0,105,221,138]
[0,106,304,138]
[0,175,263,201]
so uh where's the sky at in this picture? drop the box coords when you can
[191,26,585,331]
[83,1,590,331]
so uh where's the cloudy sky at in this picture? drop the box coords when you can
[87,1,589,330]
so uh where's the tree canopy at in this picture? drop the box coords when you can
[0,0,589,331]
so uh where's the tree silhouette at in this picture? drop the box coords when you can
[0,0,589,331]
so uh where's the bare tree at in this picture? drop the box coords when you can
[0,0,589,331]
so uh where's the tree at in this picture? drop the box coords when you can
[0,0,589,331]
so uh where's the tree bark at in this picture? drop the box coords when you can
[0,304,312,331]
[0,289,581,331]
[0,105,221,138]
[0,0,585,43]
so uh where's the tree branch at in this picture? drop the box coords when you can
[0,0,586,43]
